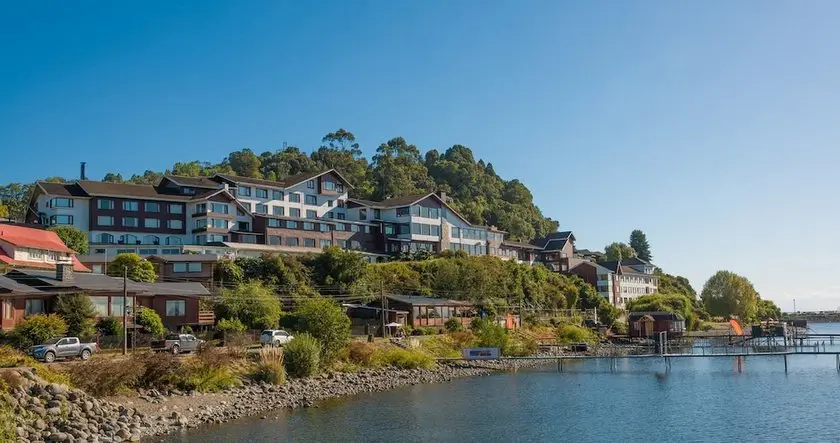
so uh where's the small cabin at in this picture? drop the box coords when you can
[628,311,686,338]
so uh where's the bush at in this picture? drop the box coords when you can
[476,323,509,353]
[216,318,247,334]
[0,346,70,385]
[295,298,350,363]
[505,335,538,357]
[557,325,596,343]
[133,352,183,389]
[370,347,435,370]
[66,358,142,396]
[13,314,68,349]
[444,318,464,333]
[217,281,283,330]
[252,347,286,384]
[181,365,238,392]
[346,341,377,367]
[283,333,320,378]
[136,307,165,338]
[54,294,97,338]
[610,320,628,335]
[469,318,489,333]
[96,317,122,337]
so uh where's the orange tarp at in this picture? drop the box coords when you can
[729,319,744,336]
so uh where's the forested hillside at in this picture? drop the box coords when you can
[0,129,558,242]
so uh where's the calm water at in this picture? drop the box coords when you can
[159,323,840,443]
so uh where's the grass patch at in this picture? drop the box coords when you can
[0,397,15,443]
[556,325,597,344]
[419,332,477,358]
[251,347,286,385]
[370,347,435,370]
[181,365,238,392]
[0,346,70,386]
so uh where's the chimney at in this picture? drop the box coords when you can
[438,191,447,202]
[56,256,74,282]
[80,162,87,181]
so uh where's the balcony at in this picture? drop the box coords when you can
[197,311,215,325]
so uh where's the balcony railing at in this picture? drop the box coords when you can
[198,311,215,325]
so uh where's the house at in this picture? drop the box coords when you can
[628,311,685,338]
[599,257,659,308]
[2,264,213,331]
[367,294,476,328]
[533,231,575,273]
[567,260,621,306]
[146,254,220,287]
[0,224,89,273]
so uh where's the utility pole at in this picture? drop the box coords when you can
[380,281,387,338]
[122,266,128,356]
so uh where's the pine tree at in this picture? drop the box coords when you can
[629,229,652,262]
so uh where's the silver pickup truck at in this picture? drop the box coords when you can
[151,334,204,354]
[30,337,98,363]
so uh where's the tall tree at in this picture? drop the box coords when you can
[629,229,652,261]
[107,253,157,282]
[48,226,89,254]
[700,270,759,321]
[312,129,374,199]
[371,137,435,200]
[225,148,262,177]
[102,173,124,183]
[54,294,97,337]
[0,183,31,222]
[604,242,636,261]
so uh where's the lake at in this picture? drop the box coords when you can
[158,323,840,443]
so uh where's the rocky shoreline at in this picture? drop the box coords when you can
[5,359,550,442]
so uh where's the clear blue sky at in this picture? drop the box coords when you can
[2,1,838,311]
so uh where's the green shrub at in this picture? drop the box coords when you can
[346,341,377,367]
[477,322,509,352]
[54,294,97,338]
[179,325,194,334]
[136,307,165,338]
[371,347,435,370]
[283,333,320,378]
[505,335,538,357]
[469,318,489,333]
[96,317,122,337]
[610,320,628,335]
[0,346,70,385]
[557,325,596,343]
[181,365,238,392]
[66,358,142,396]
[13,314,68,349]
[252,347,286,384]
[216,318,247,334]
[0,398,16,443]
[444,318,464,333]
[295,298,350,363]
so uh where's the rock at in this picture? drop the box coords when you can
[47,407,61,416]
[48,432,68,442]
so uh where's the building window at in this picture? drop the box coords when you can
[338,240,348,248]
[144,218,160,228]
[286,237,299,247]
[169,203,183,214]
[273,206,285,217]
[373,209,381,219]
[255,204,268,214]
[268,218,281,228]
[138,248,157,255]
[306,209,317,219]
[97,233,114,244]
[268,235,282,245]
[290,208,301,218]
[323,181,335,191]
[351,224,360,233]
[451,227,460,238]
[122,201,139,211]
[304,238,316,248]
[335,223,345,231]
[161,248,180,254]
[256,188,268,199]
[211,203,229,214]
[195,219,208,229]
[337,213,345,220]
[319,223,330,232]
[397,207,410,217]
[359,208,367,220]
[50,215,73,225]
[173,262,200,273]
[98,216,115,226]
[241,202,252,212]
[166,300,186,317]
[350,240,361,249]
[307,179,315,189]
[421,224,431,235]
[303,222,315,231]
[290,193,301,203]
[143,235,160,245]
[98,199,114,210]
[431,225,440,236]
[211,219,228,229]
[91,264,104,274]
[122,217,139,228]
[238,186,252,197]
[272,190,284,200]
[91,297,109,316]
[240,234,257,244]
[25,299,44,316]
[287,220,298,229]
[327,200,333,207]
[305,195,317,205]
[145,202,160,212]
[337,200,345,208]
[365,226,371,234]
[120,234,138,244]
[320,239,331,248]
[51,198,73,208]
[168,219,183,229]
[166,236,182,245]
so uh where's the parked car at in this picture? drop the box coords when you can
[29,337,98,363]
[260,330,294,347]
[151,334,204,354]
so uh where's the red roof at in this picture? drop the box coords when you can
[0,250,91,272]
[0,225,74,254]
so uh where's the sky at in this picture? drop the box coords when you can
[2,1,839,311]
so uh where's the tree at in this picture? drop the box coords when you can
[656,270,696,298]
[54,294,97,337]
[308,246,370,295]
[755,298,781,321]
[13,314,68,349]
[216,281,283,330]
[629,229,652,262]
[604,242,636,261]
[0,203,9,219]
[48,226,89,254]
[107,253,157,282]
[294,297,351,362]
[226,148,262,177]
[700,270,759,322]
[0,183,31,222]
[136,307,165,338]
[102,173,124,183]
[628,293,701,330]
[371,137,435,200]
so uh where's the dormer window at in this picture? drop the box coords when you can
[307,180,315,189]
[183,187,195,195]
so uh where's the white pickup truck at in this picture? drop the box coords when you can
[260,330,294,347]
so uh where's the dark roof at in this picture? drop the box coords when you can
[598,260,620,272]
[534,231,575,250]
[502,240,542,250]
[0,275,44,295]
[379,194,431,207]
[146,254,220,263]
[628,311,683,321]
[5,269,209,296]
[384,294,472,306]
[215,169,354,190]
[348,198,381,207]
[162,175,221,189]
[542,238,570,251]
[76,181,193,201]
[36,182,88,197]
[135,282,210,296]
